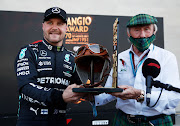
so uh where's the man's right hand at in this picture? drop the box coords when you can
[110,85,141,100]
[62,84,84,104]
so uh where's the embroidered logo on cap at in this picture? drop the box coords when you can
[52,7,61,14]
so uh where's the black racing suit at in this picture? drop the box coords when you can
[14,39,81,126]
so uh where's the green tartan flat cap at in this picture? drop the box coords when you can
[127,14,158,27]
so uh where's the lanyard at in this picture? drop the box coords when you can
[129,50,149,77]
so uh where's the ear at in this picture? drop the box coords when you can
[42,23,44,30]
[127,28,130,37]
[153,24,158,35]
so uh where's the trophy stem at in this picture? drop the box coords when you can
[90,59,94,86]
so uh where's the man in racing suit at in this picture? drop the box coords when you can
[14,7,83,126]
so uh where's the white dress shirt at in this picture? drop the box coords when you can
[95,44,180,116]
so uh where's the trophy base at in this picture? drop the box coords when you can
[72,87,123,93]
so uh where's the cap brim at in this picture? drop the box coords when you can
[43,14,67,23]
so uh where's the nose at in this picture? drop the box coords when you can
[51,24,58,30]
[139,30,146,38]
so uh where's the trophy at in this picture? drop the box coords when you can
[73,18,123,93]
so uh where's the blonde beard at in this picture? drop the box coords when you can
[44,37,64,46]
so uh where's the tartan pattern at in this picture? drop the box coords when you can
[129,34,156,52]
[113,110,173,126]
[127,14,158,27]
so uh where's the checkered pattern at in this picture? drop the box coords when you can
[113,110,173,126]
[129,34,156,52]
[127,14,158,27]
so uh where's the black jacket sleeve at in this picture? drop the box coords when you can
[14,46,66,108]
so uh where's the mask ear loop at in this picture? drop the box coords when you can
[154,24,158,34]
[127,27,130,37]
[127,28,133,45]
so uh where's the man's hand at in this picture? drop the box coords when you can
[62,84,84,104]
[110,85,141,100]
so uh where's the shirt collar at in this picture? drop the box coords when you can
[42,38,64,52]
[129,44,154,56]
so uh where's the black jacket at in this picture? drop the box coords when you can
[15,39,81,125]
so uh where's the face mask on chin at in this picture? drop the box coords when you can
[129,34,156,52]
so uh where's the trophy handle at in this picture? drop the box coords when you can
[112,18,119,88]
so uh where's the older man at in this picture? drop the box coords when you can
[95,14,180,126]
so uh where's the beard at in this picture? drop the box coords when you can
[44,32,65,44]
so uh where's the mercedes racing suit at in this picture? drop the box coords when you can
[14,39,81,126]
